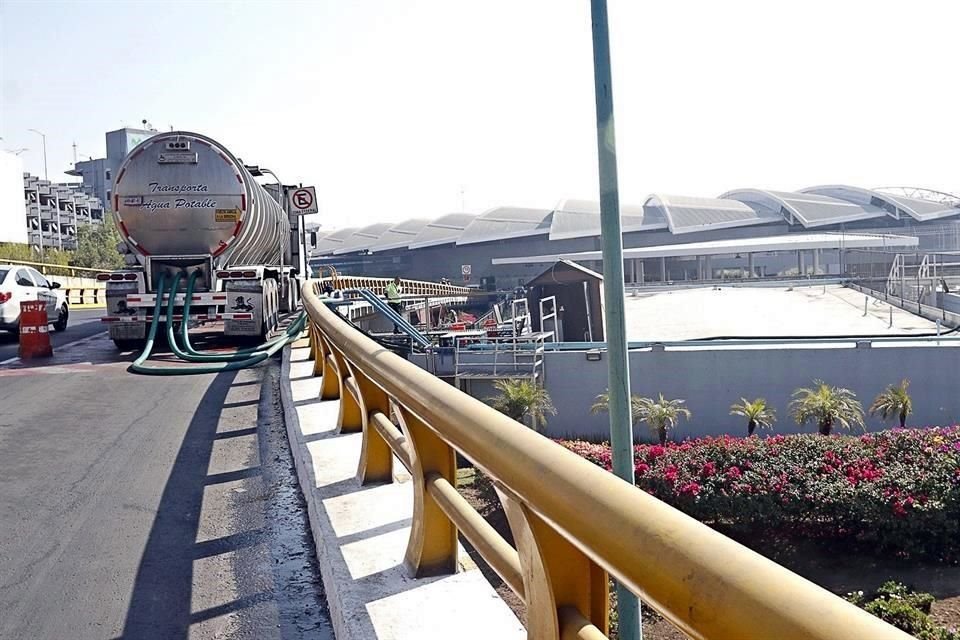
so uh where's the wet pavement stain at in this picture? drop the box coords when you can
[228,362,335,639]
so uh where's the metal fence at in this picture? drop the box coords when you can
[300,279,910,640]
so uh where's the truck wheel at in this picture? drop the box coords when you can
[53,305,69,332]
[113,339,146,352]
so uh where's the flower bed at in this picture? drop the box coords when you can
[559,426,960,560]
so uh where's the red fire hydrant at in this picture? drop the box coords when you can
[19,300,53,358]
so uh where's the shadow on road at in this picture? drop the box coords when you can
[120,370,241,639]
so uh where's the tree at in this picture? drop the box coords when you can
[869,379,913,428]
[593,391,691,445]
[0,243,73,275]
[71,223,125,270]
[729,397,777,436]
[590,391,645,425]
[790,380,865,436]
[487,379,556,431]
[0,242,39,263]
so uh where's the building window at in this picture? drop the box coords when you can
[105,169,111,181]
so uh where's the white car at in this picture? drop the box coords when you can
[0,264,69,333]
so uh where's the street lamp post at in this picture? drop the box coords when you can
[28,129,48,180]
[588,1,642,639]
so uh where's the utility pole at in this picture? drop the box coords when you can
[28,128,48,180]
[588,1,641,638]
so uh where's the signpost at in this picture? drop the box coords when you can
[288,186,319,216]
[461,264,472,283]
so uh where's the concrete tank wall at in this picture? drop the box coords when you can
[538,344,960,441]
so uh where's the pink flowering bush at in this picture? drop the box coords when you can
[558,426,960,560]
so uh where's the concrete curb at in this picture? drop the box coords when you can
[279,343,525,640]
[280,345,352,638]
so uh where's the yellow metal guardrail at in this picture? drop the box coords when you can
[320,274,472,297]
[11,259,106,277]
[301,279,912,640]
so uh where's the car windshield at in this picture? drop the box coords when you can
[0,268,8,283]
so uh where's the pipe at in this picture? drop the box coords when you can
[174,270,300,362]
[128,272,303,375]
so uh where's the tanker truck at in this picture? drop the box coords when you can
[99,131,298,350]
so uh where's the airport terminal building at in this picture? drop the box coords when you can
[310,185,960,288]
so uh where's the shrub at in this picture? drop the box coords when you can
[558,426,960,560]
[790,380,865,435]
[729,397,776,436]
[871,380,913,429]
[486,379,556,431]
[846,582,958,639]
[593,392,691,445]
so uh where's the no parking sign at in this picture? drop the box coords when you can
[288,186,319,215]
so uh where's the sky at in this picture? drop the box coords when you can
[2,0,959,231]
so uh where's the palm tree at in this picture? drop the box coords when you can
[487,379,556,431]
[729,397,777,436]
[869,379,913,428]
[590,391,645,425]
[790,380,865,436]
[593,391,691,445]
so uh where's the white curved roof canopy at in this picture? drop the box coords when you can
[721,189,888,227]
[456,207,553,246]
[645,194,783,234]
[366,218,430,253]
[332,222,394,255]
[548,198,666,240]
[406,213,476,250]
[312,226,359,256]
[800,185,960,223]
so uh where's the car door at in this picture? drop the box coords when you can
[28,269,58,318]
[15,269,38,308]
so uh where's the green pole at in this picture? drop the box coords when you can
[588,1,642,638]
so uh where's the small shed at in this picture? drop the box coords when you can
[526,259,604,342]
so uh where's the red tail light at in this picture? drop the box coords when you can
[242,270,255,278]
[96,273,111,281]
[216,270,230,278]
[123,273,138,281]
[0,292,11,304]
[229,271,242,278]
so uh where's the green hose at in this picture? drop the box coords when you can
[128,271,304,376]
[128,271,169,374]
[173,270,302,362]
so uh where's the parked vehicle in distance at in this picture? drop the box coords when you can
[0,264,69,333]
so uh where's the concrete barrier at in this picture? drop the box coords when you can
[48,275,105,309]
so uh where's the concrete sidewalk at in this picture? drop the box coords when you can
[281,342,525,640]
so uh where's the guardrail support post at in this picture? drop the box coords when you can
[397,406,458,576]
[498,487,609,639]
[328,347,362,431]
[312,326,325,377]
[307,322,319,362]
[319,335,341,400]
[346,363,394,484]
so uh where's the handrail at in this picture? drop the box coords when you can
[320,274,471,297]
[301,278,911,640]
[2,259,107,276]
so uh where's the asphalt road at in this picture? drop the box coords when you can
[0,307,107,362]
[0,333,333,639]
